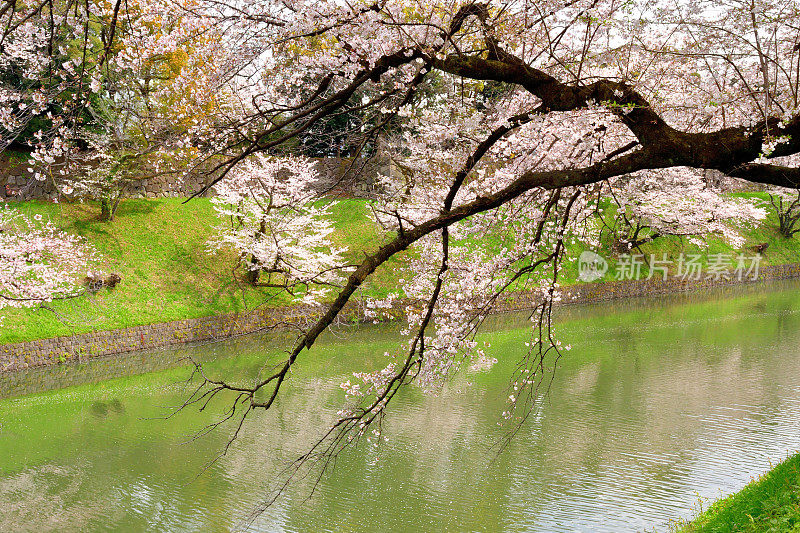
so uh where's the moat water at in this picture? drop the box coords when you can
[3,282,800,531]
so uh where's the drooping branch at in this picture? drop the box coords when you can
[227,101,800,417]
[200,142,655,413]
[8,0,800,519]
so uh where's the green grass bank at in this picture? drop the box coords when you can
[675,454,800,532]
[0,198,404,344]
[3,193,800,344]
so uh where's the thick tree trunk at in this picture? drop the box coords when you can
[246,255,261,285]
[246,218,268,285]
[100,198,113,221]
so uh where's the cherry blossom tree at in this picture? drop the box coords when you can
[0,205,99,323]
[603,169,768,251]
[767,187,800,238]
[1,0,234,213]
[3,0,800,516]
[208,154,347,304]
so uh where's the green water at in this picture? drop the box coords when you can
[3,282,800,532]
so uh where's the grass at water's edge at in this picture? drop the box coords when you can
[673,453,800,532]
[3,193,800,344]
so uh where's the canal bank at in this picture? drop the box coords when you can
[675,452,800,532]
[3,262,800,373]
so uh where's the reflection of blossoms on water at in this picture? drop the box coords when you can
[468,354,498,373]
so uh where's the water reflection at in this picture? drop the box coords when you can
[2,281,800,531]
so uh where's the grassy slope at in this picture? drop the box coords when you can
[3,193,800,344]
[676,454,800,532]
[0,198,397,344]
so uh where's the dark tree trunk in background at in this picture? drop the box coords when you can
[100,198,113,221]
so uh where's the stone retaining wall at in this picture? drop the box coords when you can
[0,300,368,373]
[2,262,800,374]
[495,262,800,312]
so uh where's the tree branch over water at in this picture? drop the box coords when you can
[3,0,800,521]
